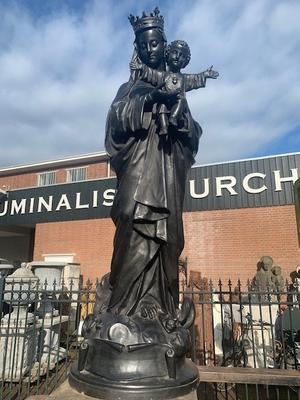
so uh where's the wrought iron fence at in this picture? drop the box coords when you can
[0,276,96,400]
[186,278,300,399]
[187,279,300,368]
[0,276,300,400]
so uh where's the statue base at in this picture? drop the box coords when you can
[26,378,198,400]
[69,284,199,399]
[69,358,198,400]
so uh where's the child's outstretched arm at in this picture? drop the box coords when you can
[184,66,219,92]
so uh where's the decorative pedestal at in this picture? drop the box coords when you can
[0,264,40,381]
[242,304,278,368]
[34,316,68,376]
[69,304,199,399]
[0,319,40,381]
[70,357,198,400]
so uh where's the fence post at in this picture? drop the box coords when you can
[0,274,4,318]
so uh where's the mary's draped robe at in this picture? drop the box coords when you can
[105,77,202,318]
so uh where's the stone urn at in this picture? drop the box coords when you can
[31,261,65,317]
[3,264,39,324]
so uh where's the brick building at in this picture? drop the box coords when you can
[0,151,299,285]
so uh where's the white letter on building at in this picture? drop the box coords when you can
[189,179,210,199]
[243,173,267,194]
[10,199,27,215]
[92,190,98,208]
[0,201,8,217]
[274,168,299,191]
[55,194,71,211]
[29,198,35,213]
[216,176,238,196]
[38,196,53,212]
[103,189,116,206]
[75,192,89,209]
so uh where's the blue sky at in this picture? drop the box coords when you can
[0,0,299,167]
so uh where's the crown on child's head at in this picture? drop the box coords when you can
[128,7,164,35]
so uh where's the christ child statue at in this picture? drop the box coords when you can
[131,39,219,135]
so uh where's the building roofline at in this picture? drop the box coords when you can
[0,150,299,177]
[0,151,108,176]
[193,151,300,168]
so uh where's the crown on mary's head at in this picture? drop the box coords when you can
[128,7,164,35]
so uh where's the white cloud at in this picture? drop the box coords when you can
[0,0,299,167]
[0,1,132,167]
[173,0,300,162]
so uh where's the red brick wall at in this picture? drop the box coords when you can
[0,173,37,190]
[183,205,300,286]
[87,163,108,180]
[57,170,66,184]
[0,161,108,190]
[33,218,115,282]
[32,204,300,285]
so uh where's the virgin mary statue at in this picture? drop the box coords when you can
[105,8,201,320]
[70,8,204,398]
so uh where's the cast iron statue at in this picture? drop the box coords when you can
[70,8,218,399]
